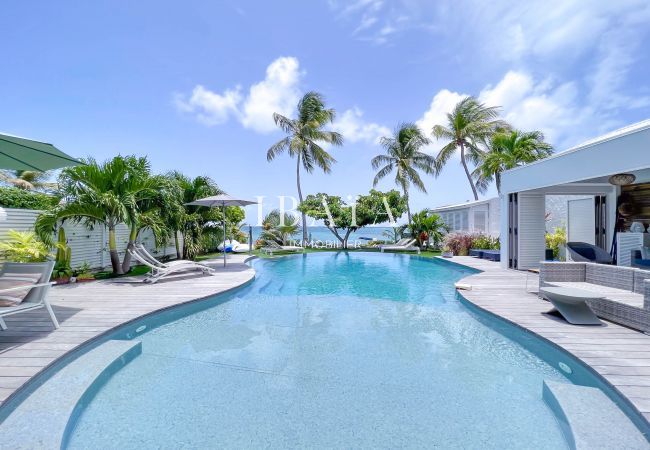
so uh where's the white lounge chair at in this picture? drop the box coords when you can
[128,247,214,283]
[261,241,303,255]
[135,244,213,270]
[380,238,421,254]
[0,261,59,330]
[379,238,410,250]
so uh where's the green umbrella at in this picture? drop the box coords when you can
[0,133,82,171]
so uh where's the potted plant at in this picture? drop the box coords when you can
[51,228,73,284]
[72,262,95,283]
[52,261,73,285]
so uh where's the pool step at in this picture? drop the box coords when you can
[542,380,649,450]
[0,339,141,449]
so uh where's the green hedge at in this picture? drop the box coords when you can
[0,187,59,210]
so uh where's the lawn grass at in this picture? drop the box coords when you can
[94,264,151,280]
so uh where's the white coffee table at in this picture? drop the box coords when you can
[539,287,606,325]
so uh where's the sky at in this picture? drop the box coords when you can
[1,0,649,224]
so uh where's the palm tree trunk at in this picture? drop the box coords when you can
[174,231,181,259]
[121,225,138,273]
[297,153,308,245]
[108,226,123,275]
[460,142,479,201]
[496,172,501,195]
[404,188,412,225]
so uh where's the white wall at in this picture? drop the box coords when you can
[517,194,546,270]
[0,208,179,270]
[567,197,595,245]
[433,198,500,236]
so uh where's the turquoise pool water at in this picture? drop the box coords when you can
[68,253,573,448]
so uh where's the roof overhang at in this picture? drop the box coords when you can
[501,119,650,194]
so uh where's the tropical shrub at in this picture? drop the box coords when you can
[546,226,566,260]
[471,233,500,250]
[0,187,59,210]
[73,262,95,280]
[52,261,73,281]
[408,210,449,249]
[442,232,500,255]
[443,232,474,256]
[0,230,52,262]
[257,209,301,247]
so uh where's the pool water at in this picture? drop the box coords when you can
[68,253,571,449]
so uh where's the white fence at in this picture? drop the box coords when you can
[0,207,179,270]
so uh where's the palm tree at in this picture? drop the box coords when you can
[259,209,301,246]
[35,156,163,275]
[267,91,343,245]
[167,172,224,259]
[473,130,553,194]
[0,170,56,191]
[408,210,449,249]
[371,123,435,224]
[432,96,505,200]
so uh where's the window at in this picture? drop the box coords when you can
[474,210,487,232]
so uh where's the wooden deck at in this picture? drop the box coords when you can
[447,256,650,424]
[0,255,255,405]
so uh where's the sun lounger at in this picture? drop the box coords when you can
[380,239,421,254]
[379,238,410,250]
[135,244,212,270]
[128,247,214,283]
[261,242,303,255]
[0,261,59,330]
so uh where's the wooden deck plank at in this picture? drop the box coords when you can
[446,256,650,426]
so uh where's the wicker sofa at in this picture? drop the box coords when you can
[539,262,650,333]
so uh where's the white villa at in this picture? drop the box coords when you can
[499,119,650,270]
[430,197,500,236]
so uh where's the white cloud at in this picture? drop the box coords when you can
[330,0,650,134]
[415,89,468,136]
[173,85,241,126]
[417,70,617,153]
[478,71,581,145]
[332,107,390,144]
[174,56,303,133]
[240,57,303,133]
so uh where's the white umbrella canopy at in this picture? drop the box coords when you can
[186,194,257,266]
[186,194,258,208]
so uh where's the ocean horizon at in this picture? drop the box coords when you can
[246,225,396,246]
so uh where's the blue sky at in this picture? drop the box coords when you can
[2,0,649,224]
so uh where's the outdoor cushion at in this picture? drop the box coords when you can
[642,247,650,260]
[2,272,42,283]
[0,281,35,307]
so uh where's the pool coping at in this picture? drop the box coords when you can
[442,255,650,438]
[0,255,257,421]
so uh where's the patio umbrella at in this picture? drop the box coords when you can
[0,133,82,171]
[186,194,257,266]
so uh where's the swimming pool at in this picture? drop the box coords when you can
[62,253,632,448]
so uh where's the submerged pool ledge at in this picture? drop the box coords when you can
[0,339,142,449]
[0,255,257,419]
[444,255,650,441]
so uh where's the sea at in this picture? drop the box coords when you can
[246,225,396,247]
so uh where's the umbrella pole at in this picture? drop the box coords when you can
[223,203,227,267]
